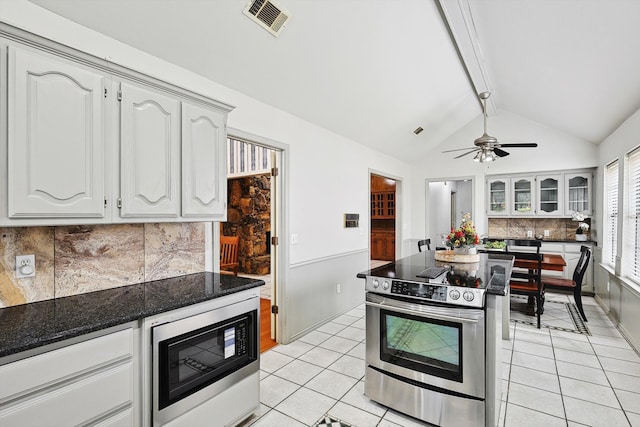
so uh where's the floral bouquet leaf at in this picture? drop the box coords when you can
[446,213,480,249]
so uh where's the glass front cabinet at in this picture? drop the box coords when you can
[511,176,535,216]
[536,174,563,216]
[487,178,509,216]
[565,171,592,216]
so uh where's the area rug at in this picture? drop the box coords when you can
[313,414,352,427]
[510,295,590,335]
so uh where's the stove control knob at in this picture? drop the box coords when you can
[463,291,475,302]
[382,280,390,290]
[449,289,460,300]
[372,279,380,288]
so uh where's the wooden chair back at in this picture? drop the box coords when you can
[542,245,591,321]
[507,251,544,328]
[220,235,239,275]
[418,238,431,252]
[505,239,541,253]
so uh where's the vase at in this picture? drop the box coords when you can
[453,247,477,255]
[576,234,587,241]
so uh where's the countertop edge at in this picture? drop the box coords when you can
[0,273,265,359]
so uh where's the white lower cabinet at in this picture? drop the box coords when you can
[0,328,137,427]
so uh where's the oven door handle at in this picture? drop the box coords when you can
[365,299,482,324]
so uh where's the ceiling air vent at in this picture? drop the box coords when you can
[243,0,291,37]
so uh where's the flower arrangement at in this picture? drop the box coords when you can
[576,222,589,235]
[446,213,480,248]
[572,212,589,234]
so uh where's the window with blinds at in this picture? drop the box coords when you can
[625,147,640,281]
[604,160,618,267]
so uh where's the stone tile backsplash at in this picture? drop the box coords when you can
[488,217,592,241]
[0,223,205,308]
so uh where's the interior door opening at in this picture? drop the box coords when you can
[221,136,280,353]
[370,173,397,268]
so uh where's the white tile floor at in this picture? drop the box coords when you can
[241,292,640,427]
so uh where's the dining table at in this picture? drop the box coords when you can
[502,252,566,339]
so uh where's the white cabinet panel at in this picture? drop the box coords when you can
[7,46,105,218]
[0,328,135,427]
[510,176,535,216]
[120,83,181,218]
[487,178,509,217]
[182,102,227,219]
[536,174,563,216]
[564,171,593,216]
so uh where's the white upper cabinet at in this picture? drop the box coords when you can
[7,46,105,218]
[564,171,592,216]
[487,178,510,216]
[182,102,227,219]
[119,83,181,218]
[510,176,535,216]
[536,174,563,216]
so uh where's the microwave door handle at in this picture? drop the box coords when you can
[365,300,481,324]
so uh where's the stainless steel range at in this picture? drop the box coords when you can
[359,251,512,427]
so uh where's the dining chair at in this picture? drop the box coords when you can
[220,235,240,275]
[507,251,544,329]
[541,245,591,322]
[505,239,541,253]
[417,239,431,252]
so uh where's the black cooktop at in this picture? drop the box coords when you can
[357,251,513,295]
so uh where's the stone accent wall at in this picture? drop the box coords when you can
[488,217,592,241]
[223,174,271,275]
[0,223,205,308]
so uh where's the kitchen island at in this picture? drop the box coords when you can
[358,251,514,427]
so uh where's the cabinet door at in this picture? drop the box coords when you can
[182,102,227,218]
[565,172,592,216]
[7,46,105,218]
[510,176,535,215]
[487,178,509,216]
[120,83,180,218]
[537,174,563,216]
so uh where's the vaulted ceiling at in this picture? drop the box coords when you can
[27,0,640,164]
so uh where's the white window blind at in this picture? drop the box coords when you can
[604,160,618,267]
[625,147,640,281]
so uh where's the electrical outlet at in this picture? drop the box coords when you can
[336,283,341,294]
[16,254,35,278]
[544,229,550,237]
[527,230,533,238]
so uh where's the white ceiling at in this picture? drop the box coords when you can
[26,0,640,163]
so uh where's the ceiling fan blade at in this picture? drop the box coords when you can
[442,147,479,153]
[498,142,538,148]
[454,149,479,159]
[494,148,510,157]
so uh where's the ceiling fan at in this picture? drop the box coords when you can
[443,92,537,162]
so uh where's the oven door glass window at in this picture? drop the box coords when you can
[380,308,462,382]
[157,311,257,409]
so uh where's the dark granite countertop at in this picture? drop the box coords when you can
[487,237,597,245]
[0,272,264,358]
[357,252,514,297]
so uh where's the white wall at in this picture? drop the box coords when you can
[411,109,598,240]
[596,107,640,352]
[1,0,413,342]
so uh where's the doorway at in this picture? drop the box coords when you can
[426,178,474,247]
[222,136,280,353]
[370,174,397,266]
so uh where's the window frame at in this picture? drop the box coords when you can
[604,160,618,268]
